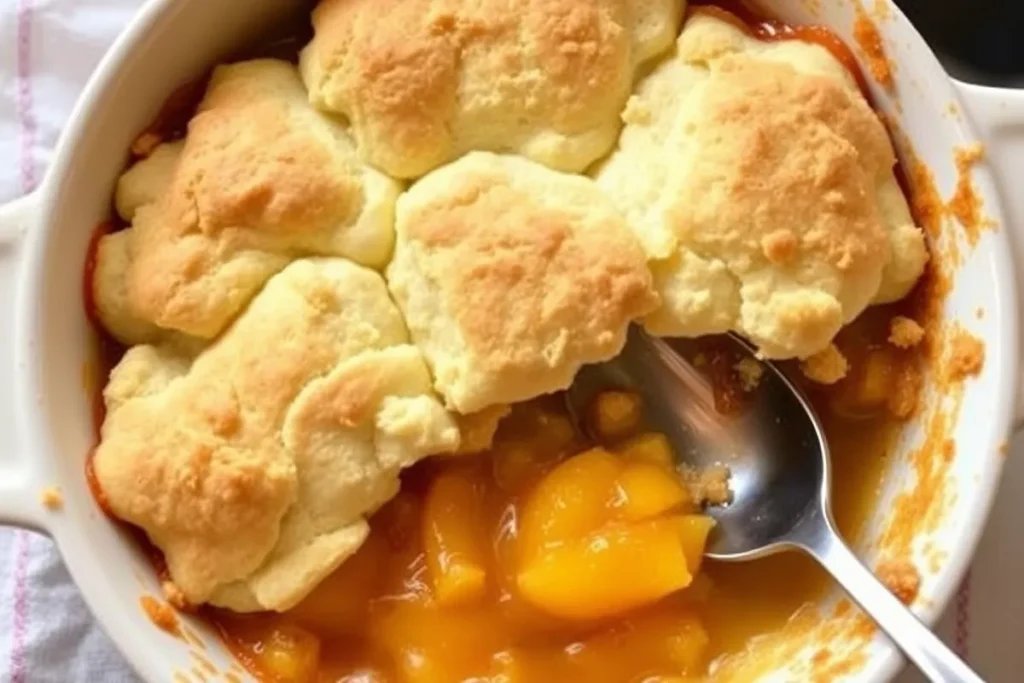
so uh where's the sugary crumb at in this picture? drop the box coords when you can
[140,595,180,636]
[690,464,732,506]
[39,486,63,510]
[876,558,921,605]
[975,307,985,320]
[853,9,894,89]
[888,316,925,348]
[701,465,732,506]
[734,357,764,392]
[946,328,985,381]
[1000,441,1009,458]
[800,344,849,385]
[944,101,961,120]
[130,131,163,159]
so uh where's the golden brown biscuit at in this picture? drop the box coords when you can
[211,345,459,611]
[93,259,458,609]
[93,230,169,347]
[386,152,660,414]
[114,141,183,223]
[123,59,401,339]
[91,229,205,352]
[299,0,684,178]
[593,14,927,359]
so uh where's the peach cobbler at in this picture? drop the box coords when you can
[84,0,935,680]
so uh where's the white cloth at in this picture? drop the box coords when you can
[0,1,1020,682]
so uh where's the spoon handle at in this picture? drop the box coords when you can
[809,528,985,683]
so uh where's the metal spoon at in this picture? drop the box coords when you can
[567,326,984,683]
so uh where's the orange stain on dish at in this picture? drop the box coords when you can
[947,143,993,245]
[881,312,983,557]
[872,111,983,565]
[189,651,218,676]
[140,594,181,638]
[853,4,895,89]
[901,150,946,239]
[871,0,894,21]
[38,486,63,510]
[946,324,986,381]
[182,625,207,651]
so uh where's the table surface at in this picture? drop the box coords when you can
[0,2,1022,682]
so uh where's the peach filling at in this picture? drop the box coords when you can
[215,393,720,682]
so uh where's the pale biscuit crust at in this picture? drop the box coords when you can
[115,141,183,223]
[299,0,683,178]
[594,14,927,359]
[211,345,459,612]
[387,152,659,414]
[93,259,458,609]
[121,59,401,339]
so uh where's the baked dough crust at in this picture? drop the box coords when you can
[94,259,460,611]
[387,152,659,413]
[593,13,927,358]
[299,0,684,178]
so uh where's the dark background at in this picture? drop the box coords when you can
[896,0,1024,86]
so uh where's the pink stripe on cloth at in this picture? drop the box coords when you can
[955,568,972,660]
[9,533,31,683]
[16,0,38,194]
[10,1,35,682]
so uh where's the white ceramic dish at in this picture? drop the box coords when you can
[0,0,1023,681]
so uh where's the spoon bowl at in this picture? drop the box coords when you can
[566,326,984,683]
[569,326,828,561]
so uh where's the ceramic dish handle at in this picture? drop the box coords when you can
[952,81,1024,432]
[0,192,47,532]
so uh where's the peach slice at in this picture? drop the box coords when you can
[423,472,489,607]
[671,515,716,574]
[615,462,691,522]
[518,448,623,560]
[373,602,509,683]
[288,532,386,635]
[517,520,693,620]
[229,621,321,683]
[564,611,710,680]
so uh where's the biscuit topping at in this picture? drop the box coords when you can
[594,14,927,358]
[299,0,683,178]
[387,152,659,413]
[93,260,459,610]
